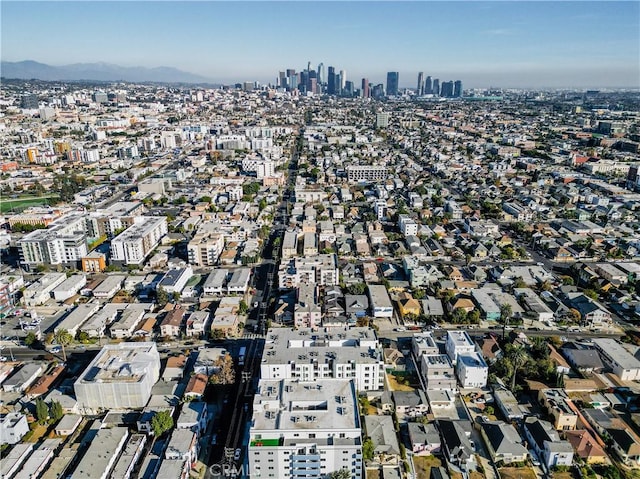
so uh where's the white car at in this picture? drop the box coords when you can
[0,356,7,362]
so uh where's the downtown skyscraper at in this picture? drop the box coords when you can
[417,72,424,95]
[386,71,399,96]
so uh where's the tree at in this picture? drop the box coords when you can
[467,309,481,324]
[24,331,38,347]
[54,329,73,362]
[156,287,169,307]
[328,469,351,479]
[451,308,468,324]
[238,300,249,315]
[151,410,174,437]
[49,400,63,423]
[507,344,528,391]
[363,438,375,461]
[500,303,513,340]
[35,397,49,424]
[513,277,527,289]
[347,283,366,295]
[210,353,236,385]
[584,289,599,301]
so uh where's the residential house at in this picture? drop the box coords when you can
[608,428,640,466]
[480,421,529,464]
[397,292,421,318]
[345,295,369,318]
[564,430,608,465]
[523,417,574,470]
[364,415,401,465]
[538,389,578,431]
[438,420,477,472]
[392,390,429,418]
[160,307,185,338]
[407,422,441,455]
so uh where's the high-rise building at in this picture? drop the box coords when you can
[20,94,39,109]
[432,78,440,96]
[317,62,325,85]
[454,80,463,98]
[372,83,385,99]
[339,69,346,90]
[288,74,298,91]
[441,81,454,98]
[286,68,296,77]
[335,72,342,95]
[278,71,286,88]
[417,72,424,95]
[327,66,336,94]
[386,71,399,96]
[344,81,354,97]
[425,76,433,94]
[361,78,370,98]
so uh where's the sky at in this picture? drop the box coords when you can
[2,1,639,88]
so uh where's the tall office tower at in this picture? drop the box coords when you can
[441,81,454,98]
[317,62,325,85]
[278,71,286,88]
[344,81,354,96]
[340,69,347,90]
[425,76,433,94]
[288,73,298,91]
[335,72,342,94]
[372,83,385,99]
[327,66,336,94]
[299,71,309,93]
[386,71,399,96]
[454,80,463,98]
[286,68,296,77]
[307,61,311,73]
[417,72,424,95]
[308,77,318,94]
[432,78,440,96]
[362,78,370,98]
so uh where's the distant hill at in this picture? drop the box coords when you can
[1,60,212,84]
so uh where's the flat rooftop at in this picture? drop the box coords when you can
[251,379,360,432]
[76,342,159,384]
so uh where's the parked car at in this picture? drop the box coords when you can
[234,448,241,461]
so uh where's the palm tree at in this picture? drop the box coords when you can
[54,329,73,362]
[500,303,513,341]
[508,344,528,391]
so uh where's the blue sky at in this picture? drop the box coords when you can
[2,1,639,88]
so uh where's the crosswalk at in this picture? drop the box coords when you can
[241,333,264,340]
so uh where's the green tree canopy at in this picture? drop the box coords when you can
[151,410,174,437]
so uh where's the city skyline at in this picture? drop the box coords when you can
[2,1,639,88]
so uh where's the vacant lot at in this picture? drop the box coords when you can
[499,467,537,479]
[386,373,415,391]
[413,455,442,479]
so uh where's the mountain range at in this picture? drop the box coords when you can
[1,60,212,84]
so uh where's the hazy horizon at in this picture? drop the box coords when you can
[2,1,639,89]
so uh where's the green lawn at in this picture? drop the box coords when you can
[0,195,59,213]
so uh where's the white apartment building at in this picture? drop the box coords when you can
[368,284,393,318]
[420,354,457,391]
[157,266,193,295]
[19,213,89,269]
[22,272,66,307]
[398,214,419,237]
[278,254,338,290]
[110,216,167,265]
[0,413,29,444]
[456,352,489,389]
[445,330,476,363]
[282,230,299,259]
[347,165,389,183]
[187,225,225,267]
[74,343,161,411]
[248,379,363,479]
[592,338,640,381]
[260,328,384,391]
